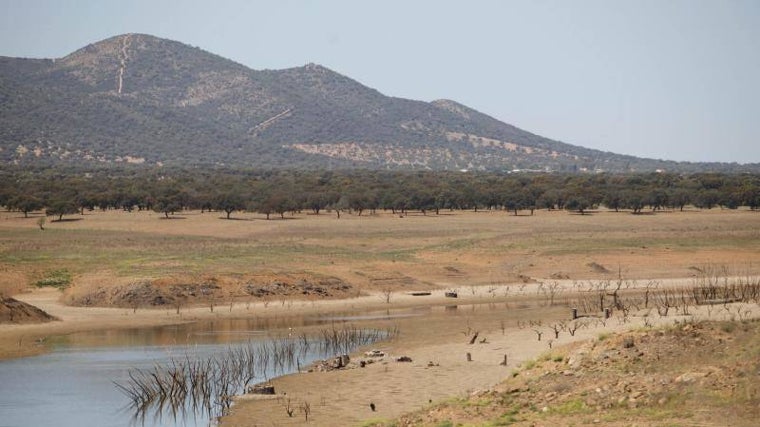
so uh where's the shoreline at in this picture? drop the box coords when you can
[0,278,760,426]
[0,276,703,360]
[4,277,757,426]
[0,274,739,361]
[223,297,760,427]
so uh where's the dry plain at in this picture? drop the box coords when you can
[1,207,759,426]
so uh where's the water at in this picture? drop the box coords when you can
[0,344,227,427]
[0,302,552,427]
[0,319,383,427]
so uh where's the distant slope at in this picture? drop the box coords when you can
[0,33,756,172]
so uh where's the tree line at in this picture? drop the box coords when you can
[1,168,758,220]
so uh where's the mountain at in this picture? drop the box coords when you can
[0,33,755,172]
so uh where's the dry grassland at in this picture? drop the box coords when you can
[1,208,758,299]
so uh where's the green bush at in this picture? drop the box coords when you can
[34,269,72,289]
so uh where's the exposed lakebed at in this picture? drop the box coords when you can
[0,302,555,427]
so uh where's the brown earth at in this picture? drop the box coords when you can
[0,296,58,324]
[63,272,357,308]
[386,319,760,427]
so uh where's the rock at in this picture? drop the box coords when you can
[248,383,275,395]
[567,350,589,370]
[396,356,413,362]
[365,349,385,358]
[675,372,708,383]
[330,354,350,369]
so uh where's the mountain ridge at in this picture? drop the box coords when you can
[0,33,756,172]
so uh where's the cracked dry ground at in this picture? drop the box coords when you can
[381,319,760,427]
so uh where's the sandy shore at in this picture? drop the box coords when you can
[1,281,553,360]
[4,278,753,427]
[221,287,733,427]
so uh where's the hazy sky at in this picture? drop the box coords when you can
[2,0,759,164]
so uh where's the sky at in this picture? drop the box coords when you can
[1,0,759,164]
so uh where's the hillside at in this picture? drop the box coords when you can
[0,33,756,172]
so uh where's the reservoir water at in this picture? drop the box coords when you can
[0,316,394,427]
[0,302,552,427]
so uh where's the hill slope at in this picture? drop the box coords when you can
[0,33,754,172]
[386,320,760,427]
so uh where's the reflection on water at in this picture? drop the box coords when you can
[51,315,328,349]
[0,321,393,427]
[0,300,552,427]
[0,344,225,427]
[117,326,393,426]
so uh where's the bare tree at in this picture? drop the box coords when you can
[300,400,311,422]
[381,288,392,304]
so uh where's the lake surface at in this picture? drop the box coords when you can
[0,315,381,427]
[0,302,553,427]
[0,343,228,427]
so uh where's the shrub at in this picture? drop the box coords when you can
[34,269,72,289]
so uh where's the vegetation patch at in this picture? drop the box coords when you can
[34,269,72,289]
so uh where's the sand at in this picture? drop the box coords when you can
[221,280,760,426]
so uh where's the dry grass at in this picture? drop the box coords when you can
[1,208,759,298]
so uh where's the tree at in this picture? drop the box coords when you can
[667,188,691,211]
[622,189,646,214]
[693,189,720,209]
[565,196,591,215]
[564,183,593,215]
[329,195,350,218]
[152,185,187,218]
[602,189,624,212]
[305,191,329,215]
[256,193,283,220]
[646,189,668,211]
[214,191,246,219]
[347,191,370,216]
[10,195,43,218]
[46,198,79,221]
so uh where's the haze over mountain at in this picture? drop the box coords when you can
[0,34,755,172]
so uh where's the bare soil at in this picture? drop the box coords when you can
[64,272,357,308]
[388,319,760,427]
[0,296,58,324]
